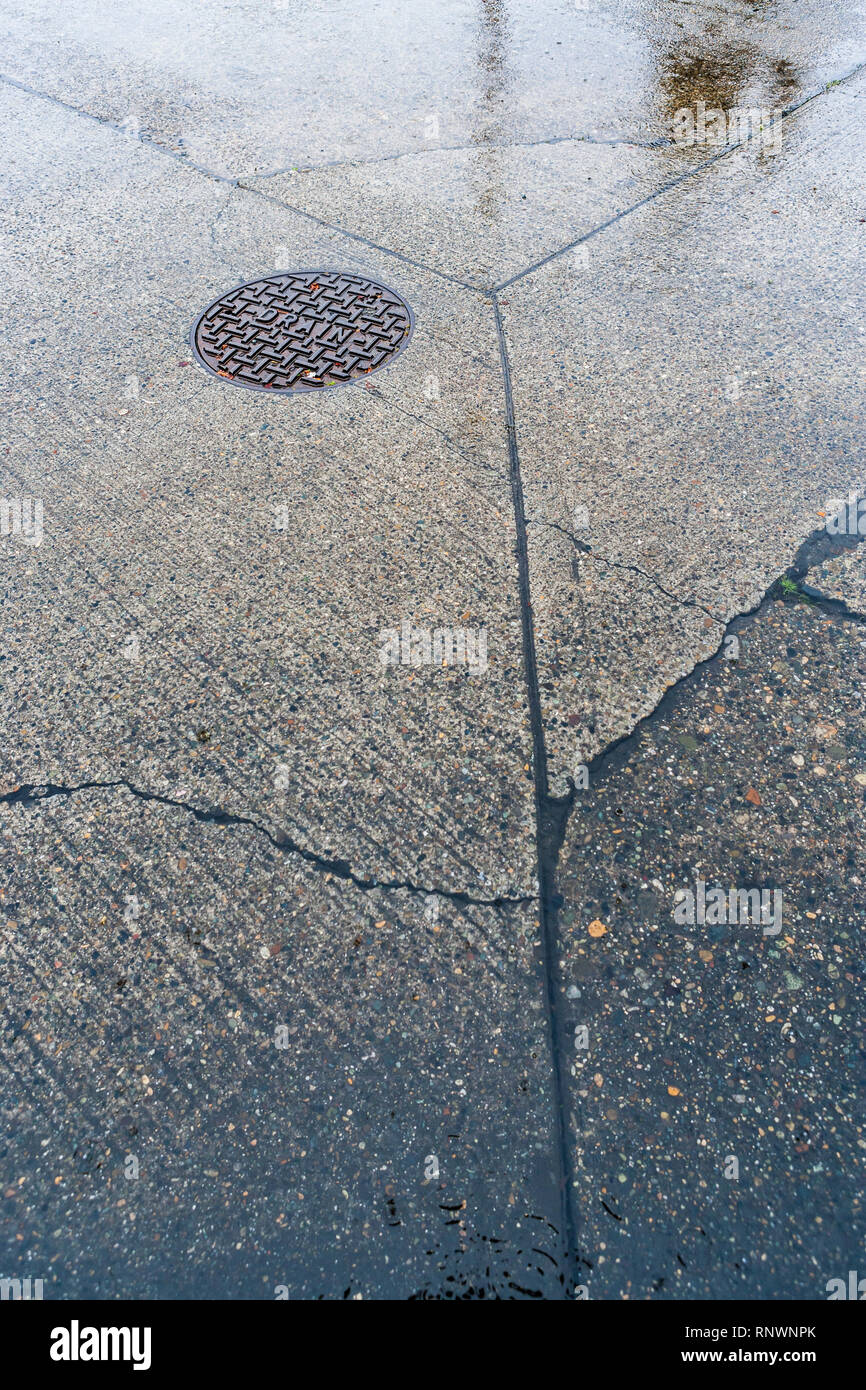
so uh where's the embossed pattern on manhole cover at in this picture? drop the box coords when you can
[190,270,414,393]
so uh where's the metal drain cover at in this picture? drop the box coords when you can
[190,270,413,393]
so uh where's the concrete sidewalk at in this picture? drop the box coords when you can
[1,0,864,1298]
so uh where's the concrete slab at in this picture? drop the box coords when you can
[809,537,866,611]
[0,84,537,898]
[1,0,862,174]
[0,787,564,1298]
[501,77,866,790]
[1,0,865,1303]
[554,589,866,1298]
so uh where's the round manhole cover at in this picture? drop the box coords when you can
[190,270,414,393]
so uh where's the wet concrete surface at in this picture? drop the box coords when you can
[557,583,866,1298]
[1,0,864,172]
[0,1,864,1298]
[1,790,564,1299]
[503,74,866,793]
[809,535,866,612]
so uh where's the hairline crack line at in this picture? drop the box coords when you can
[526,517,723,623]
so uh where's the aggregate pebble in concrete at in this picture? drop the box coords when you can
[809,535,866,612]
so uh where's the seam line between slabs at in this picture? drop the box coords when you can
[492,292,580,1297]
[493,59,866,292]
[0,70,484,298]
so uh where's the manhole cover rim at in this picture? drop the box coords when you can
[188,267,415,395]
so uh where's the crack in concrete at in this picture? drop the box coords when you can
[357,382,506,478]
[526,517,723,623]
[0,779,534,911]
[206,184,244,275]
[583,556,722,624]
[241,129,670,182]
[575,520,866,790]
[795,583,866,626]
